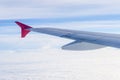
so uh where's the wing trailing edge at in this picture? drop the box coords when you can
[62,41,106,50]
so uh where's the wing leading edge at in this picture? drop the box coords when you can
[15,21,120,50]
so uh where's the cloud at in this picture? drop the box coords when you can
[0,0,120,19]
[0,7,100,19]
[0,0,119,7]
[0,45,120,80]
[0,33,71,51]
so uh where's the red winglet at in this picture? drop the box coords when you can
[15,21,32,38]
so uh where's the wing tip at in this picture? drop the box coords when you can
[15,21,32,38]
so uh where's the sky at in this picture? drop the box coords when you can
[1,0,120,80]
[1,0,120,51]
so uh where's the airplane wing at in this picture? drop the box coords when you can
[15,21,120,50]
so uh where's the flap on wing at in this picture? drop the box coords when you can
[62,41,106,51]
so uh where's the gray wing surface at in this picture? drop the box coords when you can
[31,28,120,50]
[15,21,120,50]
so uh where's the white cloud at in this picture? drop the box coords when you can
[0,0,119,7]
[0,33,71,51]
[0,0,120,19]
[0,47,120,80]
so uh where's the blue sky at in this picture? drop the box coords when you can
[1,14,120,26]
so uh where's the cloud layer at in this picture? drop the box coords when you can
[0,0,120,19]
